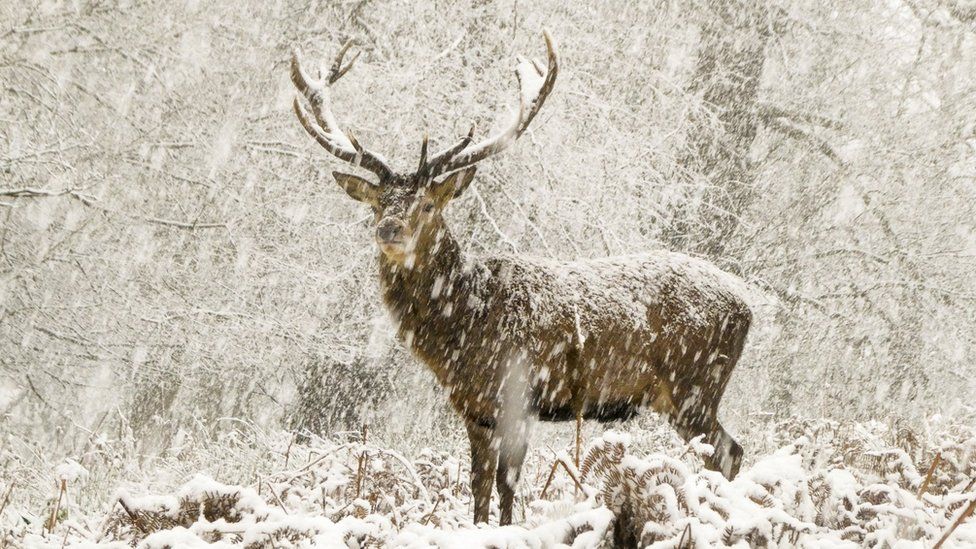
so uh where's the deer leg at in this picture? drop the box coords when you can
[706,423,743,479]
[465,420,498,525]
[668,318,749,479]
[699,321,748,479]
[671,406,743,480]
[495,434,527,525]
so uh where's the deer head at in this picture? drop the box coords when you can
[291,32,558,268]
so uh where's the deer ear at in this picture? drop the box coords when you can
[433,168,477,203]
[333,172,379,204]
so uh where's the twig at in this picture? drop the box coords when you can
[270,443,354,484]
[141,216,225,229]
[355,424,369,498]
[265,482,289,514]
[678,522,693,549]
[419,496,442,525]
[755,103,843,129]
[284,434,295,469]
[355,450,368,498]
[0,187,81,198]
[539,460,559,499]
[539,456,587,499]
[469,185,519,253]
[574,412,583,496]
[117,498,147,534]
[764,116,845,165]
[575,413,583,468]
[933,496,976,549]
[493,176,554,255]
[0,482,14,518]
[917,452,941,498]
[455,460,462,493]
[0,186,226,229]
[46,480,66,533]
[245,142,304,158]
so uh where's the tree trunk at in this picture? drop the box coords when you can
[667,1,771,262]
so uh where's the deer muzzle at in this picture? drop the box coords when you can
[376,218,406,248]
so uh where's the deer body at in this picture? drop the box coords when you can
[289,32,750,526]
[379,223,750,523]
[381,236,751,425]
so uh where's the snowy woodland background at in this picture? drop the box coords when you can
[2,0,976,547]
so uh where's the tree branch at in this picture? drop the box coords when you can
[0,187,78,198]
[0,187,227,230]
[763,116,846,165]
[755,102,844,130]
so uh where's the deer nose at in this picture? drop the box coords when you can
[376,218,405,244]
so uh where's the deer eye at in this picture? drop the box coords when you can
[422,202,435,214]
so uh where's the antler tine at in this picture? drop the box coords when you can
[346,129,366,165]
[293,97,351,161]
[432,29,558,176]
[328,40,360,84]
[417,133,429,175]
[291,45,393,179]
[425,124,476,177]
[516,29,558,136]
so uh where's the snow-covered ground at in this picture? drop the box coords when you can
[2,414,974,548]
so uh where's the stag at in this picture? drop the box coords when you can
[290,32,752,526]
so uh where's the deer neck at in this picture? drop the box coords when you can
[378,224,474,348]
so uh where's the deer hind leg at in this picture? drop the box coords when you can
[674,317,749,479]
[707,317,750,479]
[706,423,743,479]
[670,412,742,480]
[465,420,498,525]
[495,435,528,525]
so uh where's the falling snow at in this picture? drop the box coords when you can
[2,0,976,547]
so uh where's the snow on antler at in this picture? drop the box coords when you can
[429,30,558,177]
[290,43,393,179]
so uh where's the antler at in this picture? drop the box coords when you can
[291,41,394,180]
[424,30,558,178]
[418,124,475,177]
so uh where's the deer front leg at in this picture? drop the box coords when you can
[465,419,498,525]
[495,434,528,525]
